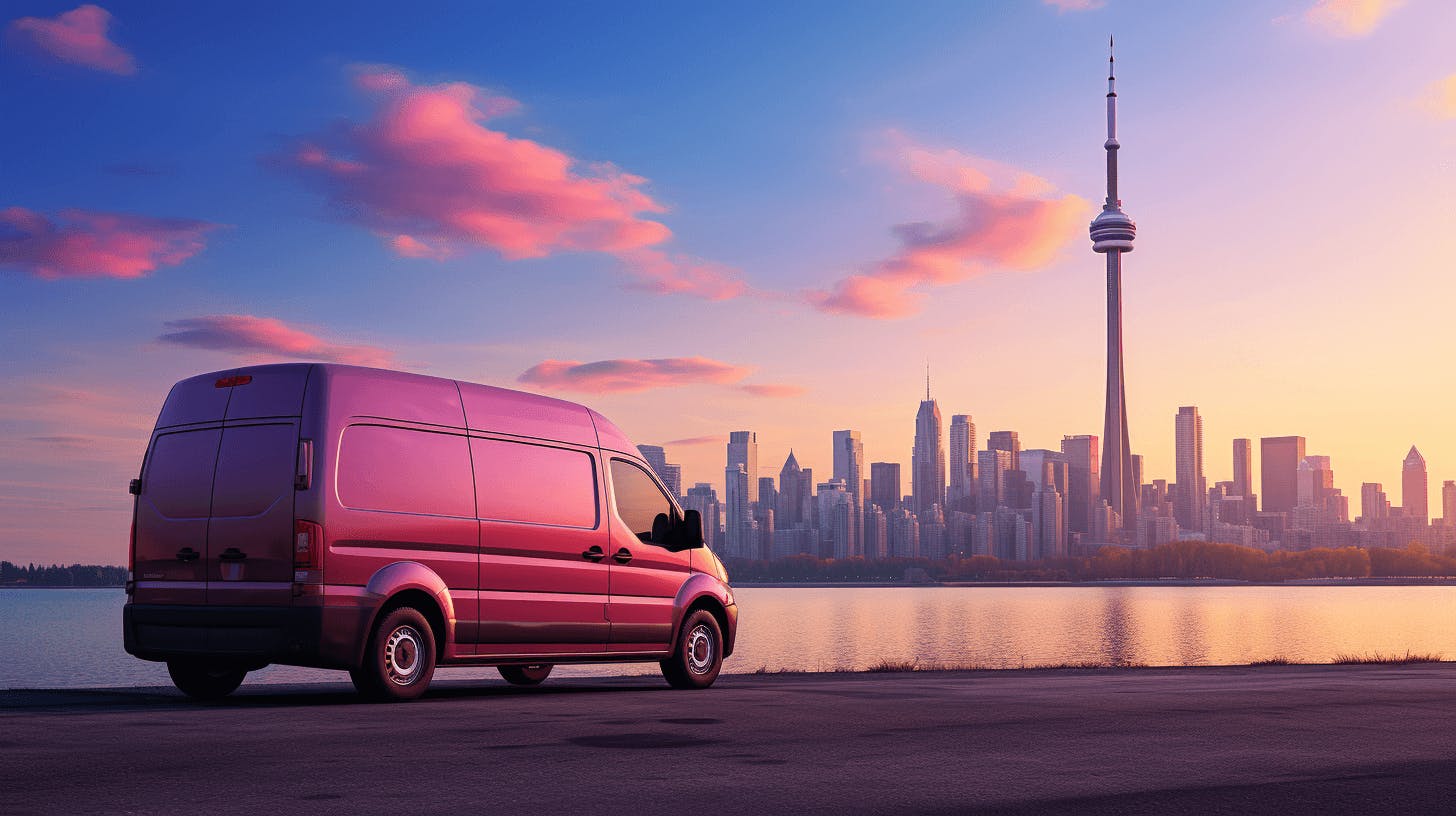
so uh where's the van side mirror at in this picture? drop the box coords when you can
[677,509,705,550]
[128,479,142,496]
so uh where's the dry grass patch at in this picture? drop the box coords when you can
[1249,656,1292,666]
[1331,651,1443,665]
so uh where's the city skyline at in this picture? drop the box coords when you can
[4,2,1455,565]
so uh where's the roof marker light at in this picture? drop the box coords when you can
[215,375,253,388]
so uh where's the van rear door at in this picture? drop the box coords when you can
[132,427,222,605]
[206,420,299,607]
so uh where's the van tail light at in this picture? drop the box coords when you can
[294,520,325,586]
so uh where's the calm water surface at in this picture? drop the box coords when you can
[3,585,1454,689]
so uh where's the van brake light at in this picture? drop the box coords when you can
[294,520,325,584]
[215,375,253,388]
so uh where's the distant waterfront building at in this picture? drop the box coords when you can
[833,429,865,548]
[727,431,759,504]
[911,379,946,519]
[1444,481,1456,527]
[1021,449,1067,492]
[988,430,1021,473]
[1232,438,1254,501]
[978,449,1012,513]
[777,451,811,528]
[1060,434,1100,537]
[816,479,856,559]
[724,464,755,559]
[684,483,722,552]
[870,462,902,511]
[863,504,888,559]
[636,444,682,498]
[1031,479,1066,559]
[1403,446,1428,523]
[1261,436,1306,515]
[887,507,920,559]
[1174,407,1206,533]
[948,415,977,512]
[1361,482,1390,523]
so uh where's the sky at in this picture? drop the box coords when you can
[2,0,1454,565]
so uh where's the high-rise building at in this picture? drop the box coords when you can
[776,451,809,527]
[978,449,1012,512]
[1296,456,1334,509]
[1443,481,1456,526]
[863,504,888,559]
[1261,436,1306,515]
[683,483,721,552]
[1403,446,1428,523]
[1061,434,1100,536]
[726,431,758,504]
[636,444,682,498]
[1232,438,1254,500]
[948,415,977,511]
[816,480,856,559]
[1090,41,1138,531]
[1361,482,1389,523]
[723,464,755,560]
[870,462,901,511]
[833,430,865,546]
[1021,449,1067,492]
[912,379,945,519]
[988,431,1021,472]
[1174,406,1206,532]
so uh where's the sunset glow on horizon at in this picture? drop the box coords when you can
[3,0,1454,564]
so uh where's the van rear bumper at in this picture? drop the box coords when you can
[124,603,367,670]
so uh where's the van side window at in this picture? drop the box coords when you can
[609,459,675,544]
[337,425,474,517]
[471,438,598,528]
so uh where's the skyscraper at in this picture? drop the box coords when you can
[988,430,1021,472]
[912,377,945,519]
[683,483,721,551]
[1174,406,1205,532]
[833,430,865,549]
[723,464,754,559]
[1261,436,1306,515]
[636,444,682,498]
[978,449,1011,512]
[1061,434,1100,537]
[1403,446,1428,523]
[948,415,977,511]
[777,451,810,528]
[870,462,901,511]
[1232,438,1253,500]
[1361,482,1389,523]
[726,431,758,504]
[1090,39,1138,530]
[1443,480,1456,526]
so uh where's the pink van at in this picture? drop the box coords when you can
[123,364,736,701]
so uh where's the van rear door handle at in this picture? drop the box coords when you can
[175,547,200,562]
[218,548,247,562]
[581,545,606,562]
[612,548,633,565]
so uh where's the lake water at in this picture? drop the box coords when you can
[3,585,1454,689]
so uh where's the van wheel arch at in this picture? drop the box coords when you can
[370,589,448,662]
[681,597,729,652]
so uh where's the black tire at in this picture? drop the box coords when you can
[168,661,247,700]
[498,664,553,686]
[661,609,724,689]
[351,606,437,702]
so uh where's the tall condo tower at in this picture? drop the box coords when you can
[1090,37,1138,529]
[912,369,946,519]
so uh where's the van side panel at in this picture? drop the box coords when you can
[458,382,597,447]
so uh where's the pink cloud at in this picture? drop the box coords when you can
[1042,0,1105,11]
[738,383,806,398]
[519,357,753,394]
[0,207,217,279]
[1303,0,1404,37]
[279,66,742,299]
[7,5,135,75]
[157,315,394,368]
[807,134,1090,319]
[662,435,727,447]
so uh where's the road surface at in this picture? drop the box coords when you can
[3,664,1455,814]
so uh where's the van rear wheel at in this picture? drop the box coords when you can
[661,609,723,689]
[499,664,553,686]
[168,660,247,700]
[351,606,437,702]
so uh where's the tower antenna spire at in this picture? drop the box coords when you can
[926,361,931,401]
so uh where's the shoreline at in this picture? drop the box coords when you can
[733,577,1456,588]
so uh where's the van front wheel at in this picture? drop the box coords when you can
[168,660,247,700]
[351,606,437,702]
[661,609,723,689]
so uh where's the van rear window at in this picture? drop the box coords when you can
[471,438,597,529]
[337,425,474,518]
[143,429,222,519]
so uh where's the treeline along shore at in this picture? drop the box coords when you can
[726,540,1456,584]
[0,562,128,587]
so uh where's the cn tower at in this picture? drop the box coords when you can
[1090,37,1137,530]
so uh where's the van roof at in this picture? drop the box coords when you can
[158,363,641,454]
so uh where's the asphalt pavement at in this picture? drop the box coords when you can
[3,663,1455,815]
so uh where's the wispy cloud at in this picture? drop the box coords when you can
[0,207,217,279]
[519,357,752,394]
[6,5,135,75]
[661,435,728,447]
[277,65,744,300]
[807,133,1090,319]
[1302,0,1404,38]
[1042,0,1105,12]
[737,383,807,398]
[1419,74,1456,120]
[157,315,394,367]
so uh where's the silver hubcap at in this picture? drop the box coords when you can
[686,624,715,675]
[384,625,423,686]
